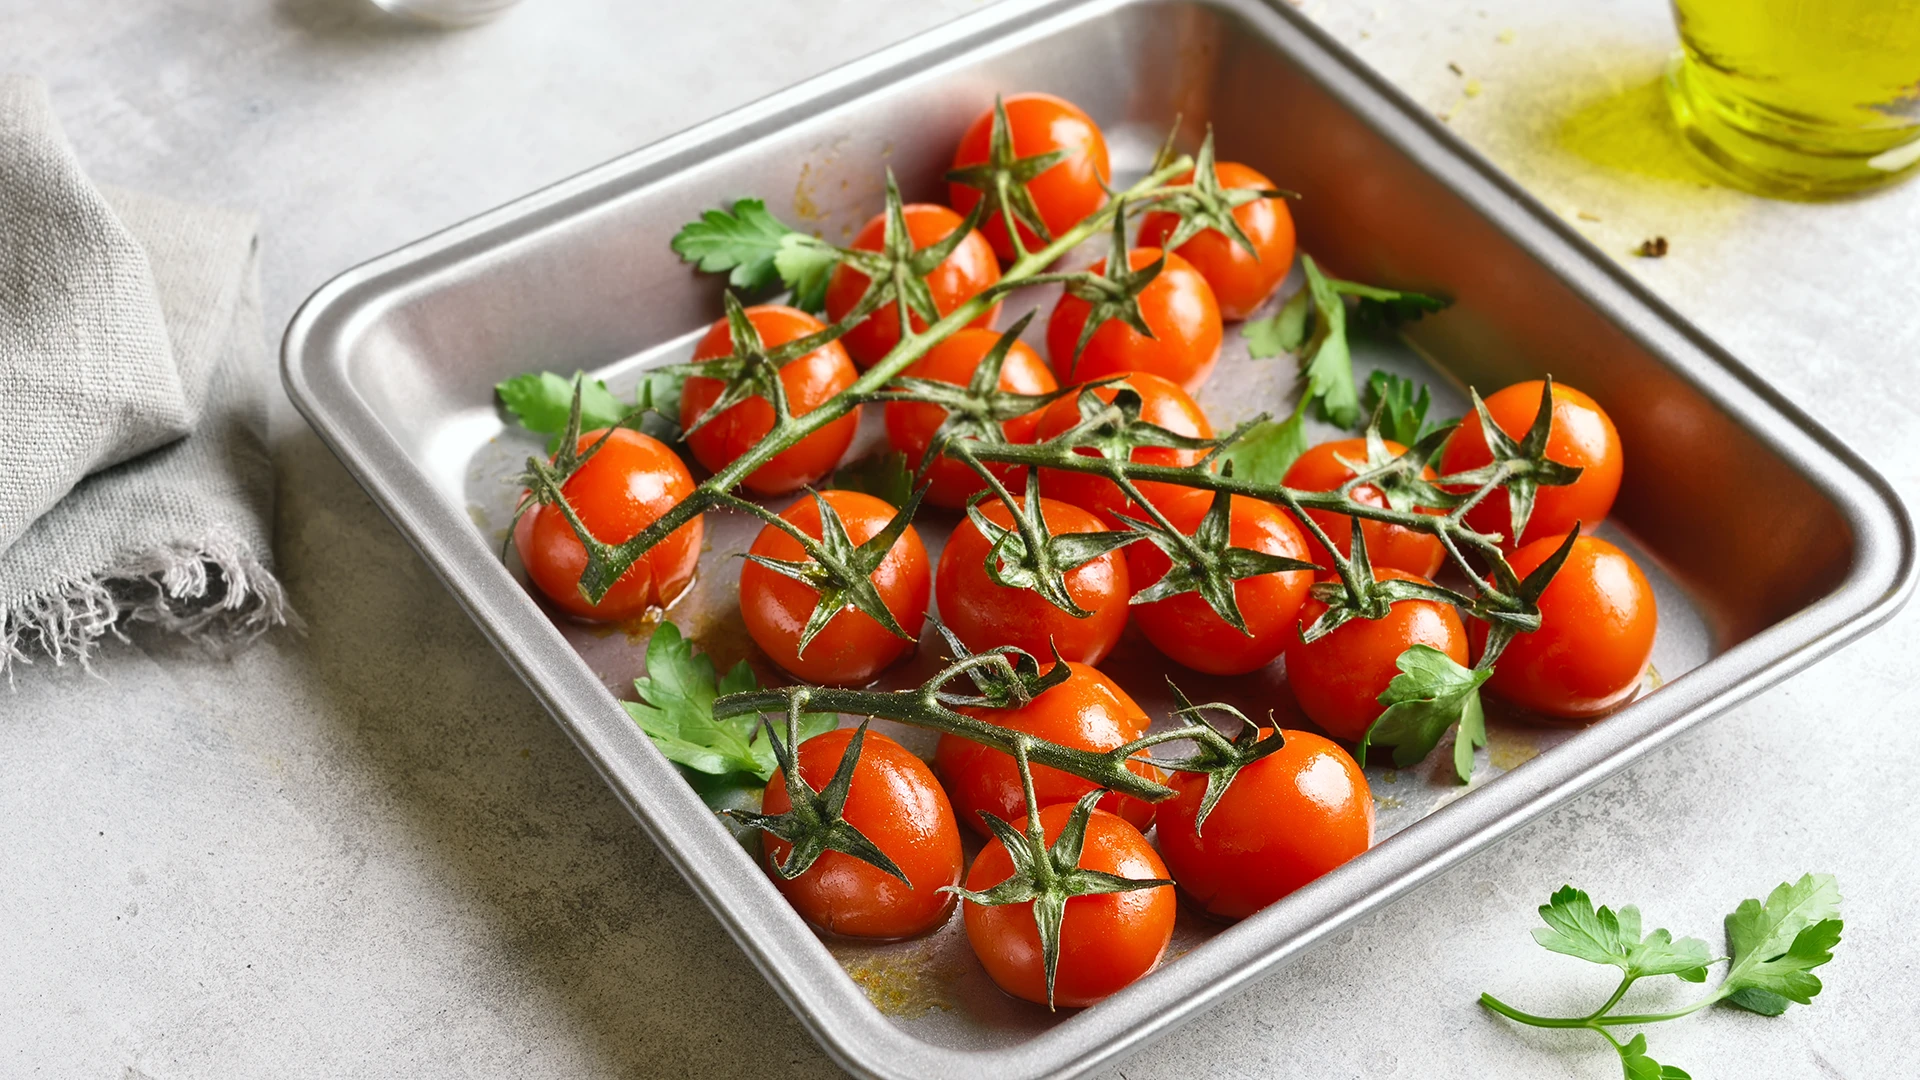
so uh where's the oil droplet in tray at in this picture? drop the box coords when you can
[835,938,964,1018]
[1486,725,1539,771]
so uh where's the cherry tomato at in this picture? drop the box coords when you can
[883,328,1059,509]
[1156,729,1373,921]
[1045,248,1223,393]
[1473,534,1657,719]
[824,203,1002,369]
[1283,438,1446,579]
[1127,495,1313,675]
[936,662,1163,837]
[1137,160,1296,321]
[1033,373,1214,529]
[1438,380,1623,548]
[949,93,1112,264]
[680,304,860,496]
[739,490,930,687]
[935,496,1130,665]
[513,428,702,622]
[961,802,1174,1007]
[760,727,962,939]
[1285,568,1469,742]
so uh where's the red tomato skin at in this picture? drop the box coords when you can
[936,662,1163,836]
[1437,380,1623,548]
[1473,534,1657,719]
[1045,248,1223,394]
[961,803,1175,1007]
[739,490,930,687]
[1285,568,1470,742]
[1137,161,1297,321]
[882,329,1058,509]
[949,93,1112,263]
[680,305,861,496]
[1033,373,1214,529]
[761,728,963,940]
[1127,496,1314,675]
[513,428,702,622]
[1156,729,1373,920]
[935,496,1131,665]
[1282,438,1446,579]
[824,204,1002,369]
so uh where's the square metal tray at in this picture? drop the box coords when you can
[280,1,1914,1076]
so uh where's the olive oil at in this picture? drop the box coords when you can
[1667,0,1920,197]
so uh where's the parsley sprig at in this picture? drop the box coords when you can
[1225,258,1450,481]
[1482,876,1844,1079]
[668,197,840,312]
[624,621,837,809]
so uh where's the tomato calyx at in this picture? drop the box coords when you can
[1039,380,1222,463]
[1293,511,1474,643]
[726,483,929,657]
[832,170,993,340]
[930,621,1074,710]
[1438,376,1586,544]
[943,763,1173,1010]
[1114,482,1316,635]
[723,710,910,884]
[944,95,1072,260]
[1142,127,1297,256]
[1056,206,1166,379]
[959,472,1137,619]
[876,314,1077,478]
[1141,683,1288,834]
[1474,523,1586,667]
[1345,412,1461,516]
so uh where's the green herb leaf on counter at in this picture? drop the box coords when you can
[829,450,916,508]
[1361,371,1438,446]
[671,198,841,311]
[1358,644,1490,783]
[497,371,626,449]
[1480,875,1843,1080]
[1719,873,1844,1014]
[1532,885,1712,981]
[625,621,838,785]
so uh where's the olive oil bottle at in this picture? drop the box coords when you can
[1667,0,1920,197]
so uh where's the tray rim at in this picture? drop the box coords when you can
[280,1,1916,1076]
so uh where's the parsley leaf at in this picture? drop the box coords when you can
[1361,370,1438,446]
[1240,259,1451,439]
[1244,287,1310,359]
[1359,644,1490,782]
[1301,258,1359,428]
[671,199,841,312]
[625,621,837,783]
[1620,1035,1692,1080]
[497,371,625,449]
[1217,413,1310,484]
[829,450,916,508]
[1532,886,1712,981]
[1720,873,1843,1014]
[775,233,840,314]
[1339,279,1451,331]
[1483,875,1841,1080]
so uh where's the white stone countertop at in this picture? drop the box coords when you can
[4,1,1916,1077]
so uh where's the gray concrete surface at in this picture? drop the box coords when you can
[3,0,1916,1077]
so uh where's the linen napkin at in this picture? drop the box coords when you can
[0,75,292,679]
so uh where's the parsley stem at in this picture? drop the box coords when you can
[1477,992,1593,1029]
[1584,972,1638,1021]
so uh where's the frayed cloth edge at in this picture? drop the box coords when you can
[1,528,299,684]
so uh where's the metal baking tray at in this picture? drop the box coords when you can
[280,0,1914,1076]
